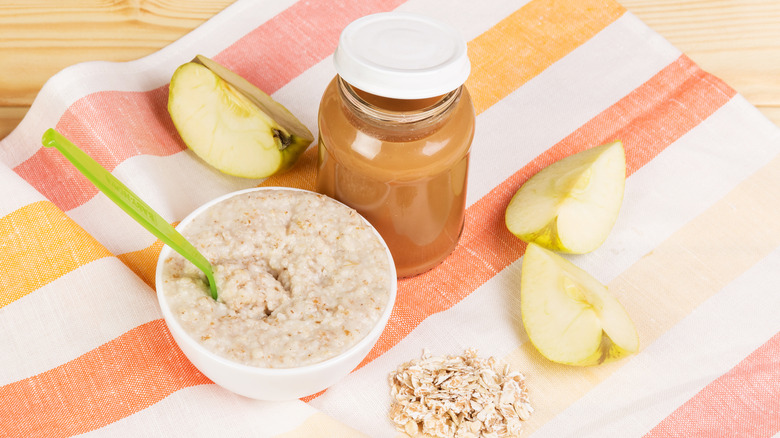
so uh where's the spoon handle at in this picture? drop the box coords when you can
[42,128,218,300]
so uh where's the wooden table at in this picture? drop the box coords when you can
[1,0,778,140]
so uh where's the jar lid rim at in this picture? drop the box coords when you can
[333,12,471,99]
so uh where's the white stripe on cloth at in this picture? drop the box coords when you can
[579,95,780,284]
[0,164,47,218]
[74,385,320,438]
[0,257,160,384]
[466,12,681,206]
[67,152,260,255]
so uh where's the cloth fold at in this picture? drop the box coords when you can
[1,0,779,437]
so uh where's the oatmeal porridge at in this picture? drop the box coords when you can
[159,189,393,368]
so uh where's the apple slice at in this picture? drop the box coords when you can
[505,141,625,254]
[167,55,313,178]
[520,243,639,366]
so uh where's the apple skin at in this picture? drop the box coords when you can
[167,57,313,179]
[520,243,639,366]
[505,141,626,254]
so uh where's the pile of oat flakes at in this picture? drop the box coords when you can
[389,349,533,438]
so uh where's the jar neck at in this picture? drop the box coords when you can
[337,76,461,140]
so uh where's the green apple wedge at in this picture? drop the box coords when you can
[506,141,625,254]
[520,242,639,366]
[167,55,313,178]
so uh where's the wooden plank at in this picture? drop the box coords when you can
[622,0,780,126]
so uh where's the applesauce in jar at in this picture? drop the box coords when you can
[315,13,475,277]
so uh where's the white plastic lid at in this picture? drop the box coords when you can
[333,12,470,99]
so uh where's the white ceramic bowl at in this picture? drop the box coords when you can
[155,187,396,400]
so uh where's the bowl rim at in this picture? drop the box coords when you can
[154,186,397,376]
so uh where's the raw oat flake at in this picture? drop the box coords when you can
[389,349,533,438]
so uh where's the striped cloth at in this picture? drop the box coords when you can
[1,0,779,436]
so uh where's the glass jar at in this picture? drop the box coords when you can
[315,13,475,278]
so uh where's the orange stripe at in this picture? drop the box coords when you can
[360,54,735,367]
[0,320,210,438]
[645,331,780,437]
[116,238,166,289]
[0,201,113,308]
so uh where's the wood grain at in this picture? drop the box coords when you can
[1,0,779,140]
[622,0,780,127]
[0,0,235,139]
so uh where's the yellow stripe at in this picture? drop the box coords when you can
[505,153,780,434]
[0,201,113,308]
[465,0,626,113]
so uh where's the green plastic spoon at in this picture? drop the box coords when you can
[42,128,218,301]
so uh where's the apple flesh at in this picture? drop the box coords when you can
[167,55,313,178]
[520,243,638,365]
[505,141,625,254]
